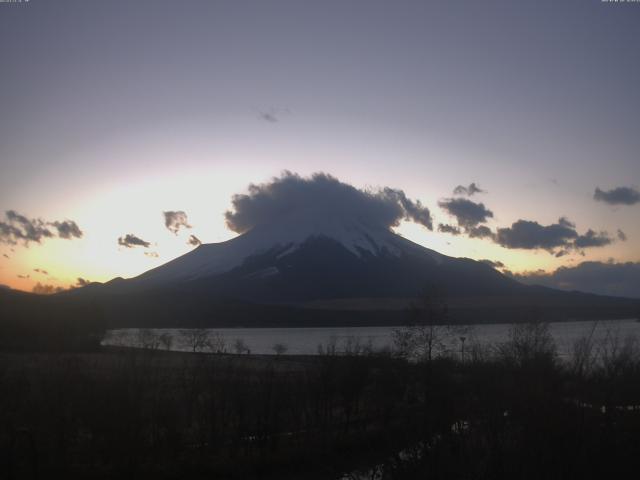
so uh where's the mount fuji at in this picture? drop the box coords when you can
[76,216,638,327]
[114,215,519,300]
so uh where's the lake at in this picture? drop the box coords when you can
[102,318,640,358]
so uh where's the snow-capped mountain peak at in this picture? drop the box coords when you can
[133,215,443,287]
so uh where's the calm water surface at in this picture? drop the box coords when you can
[103,319,640,357]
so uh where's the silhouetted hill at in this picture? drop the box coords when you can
[64,230,639,328]
[6,220,636,331]
[0,288,105,351]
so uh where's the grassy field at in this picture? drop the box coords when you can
[3,323,640,479]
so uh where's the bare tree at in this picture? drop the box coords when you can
[159,332,173,351]
[317,336,338,356]
[234,338,248,354]
[392,285,452,362]
[273,343,288,356]
[598,329,639,381]
[207,332,227,353]
[498,320,556,368]
[181,328,211,353]
[137,328,160,350]
[571,321,599,377]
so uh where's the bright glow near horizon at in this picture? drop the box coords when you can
[3,166,635,293]
[1,0,638,294]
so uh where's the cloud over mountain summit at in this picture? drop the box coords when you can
[224,172,433,234]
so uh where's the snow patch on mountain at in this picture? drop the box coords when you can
[133,214,443,287]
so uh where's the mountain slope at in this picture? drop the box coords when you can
[116,217,520,302]
[133,216,444,286]
[69,218,638,327]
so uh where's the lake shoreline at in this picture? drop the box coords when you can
[102,318,640,357]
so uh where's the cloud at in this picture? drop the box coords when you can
[558,216,575,228]
[17,274,30,279]
[76,277,91,287]
[33,268,49,275]
[0,210,83,246]
[259,112,278,123]
[2,254,8,259]
[1,211,53,245]
[50,220,83,239]
[594,186,640,206]
[163,211,192,234]
[496,218,578,251]
[144,251,160,258]
[32,282,65,295]
[385,187,433,228]
[467,225,495,239]
[257,107,289,123]
[224,171,433,233]
[0,284,10,290]
[508,261,640,299]
[188,234,202,246]
[617,229,628,241]
[495,217,619,255]
[453,182,486,196]
[118,234,151,248]
[438,198,493,229]
[479,259,505,269]
[438,224,461,235]
[573,229,613,249]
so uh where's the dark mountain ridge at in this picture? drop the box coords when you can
[58,222,639,328]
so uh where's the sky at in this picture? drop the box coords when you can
[0,0,639,295]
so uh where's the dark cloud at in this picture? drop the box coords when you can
[438,198,493,229]
[495,217,617,254]
[617,229,628,241]
[453,182,486,196]
[163,211,192,234]
[0,210,83,246]
[33,268,48,275]
[438,224,461,235]
[573,229,613,249]
[0,284,10,290]
[594,186,640,206]
[224,171,433,233]
[558,216,575,228]
[257,107,289,123]
[385,187,433,229]
[496,218,578,251]
[508,261,640,299]
[32,283,65,295]
[51,220,83,239]
[187,234,202,246]
[467,225,495,239]
[1,210,53,245]
[144,251,160,258]
[479,259,505,269]
[259,112,278,123]
[76,277,91,287]
[118,234,151,248]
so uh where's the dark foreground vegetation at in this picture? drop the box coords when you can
[2,320,640,480]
